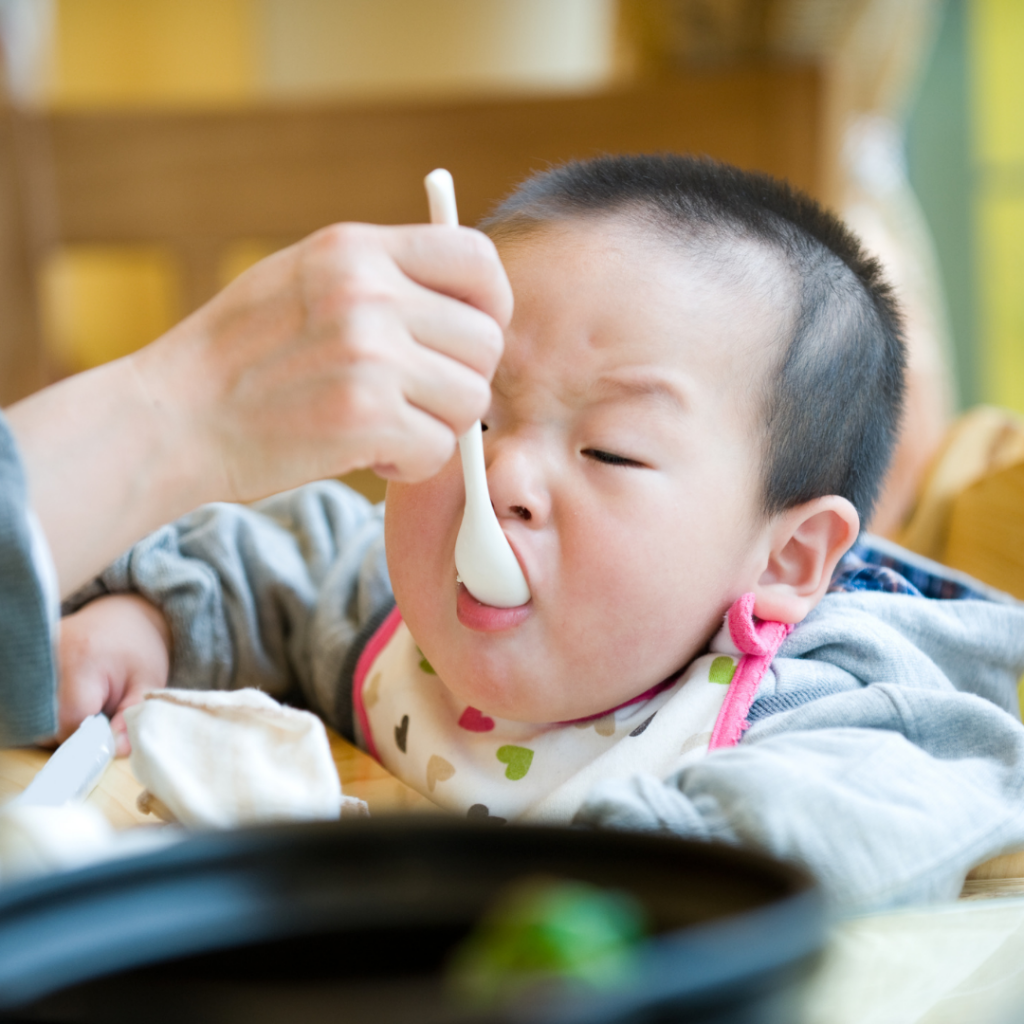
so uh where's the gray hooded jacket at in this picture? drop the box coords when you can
[69,480,1024,912]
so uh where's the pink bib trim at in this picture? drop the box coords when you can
[352,604,404,762]
[709,592,792,750]
[352,593,790,761]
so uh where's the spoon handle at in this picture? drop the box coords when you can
[426,168,475,459]
[425,168,459,227]
[457,420,490,513]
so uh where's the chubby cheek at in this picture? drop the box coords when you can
[559,492,750,690]
[384,462,463,630]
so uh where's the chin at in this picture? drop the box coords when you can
[441,662,547,722]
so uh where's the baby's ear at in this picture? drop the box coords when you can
[751,496,859,624]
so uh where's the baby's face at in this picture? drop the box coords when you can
[385,216,789,722]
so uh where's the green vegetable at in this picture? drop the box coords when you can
[447,876,648,1005]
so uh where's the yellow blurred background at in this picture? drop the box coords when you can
[11,0,1018,422]
[33,0,620,374]
[1,0,1022,497]
[972,0,1024,413]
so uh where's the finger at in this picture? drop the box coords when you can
[55,673,109,743]
[328,223,514,328]
[395,344,493,437]
[366,402,463,482]
[333,290,502,390]
[325,327,491,450]
[109,709,132,758]
[397,284,505,381]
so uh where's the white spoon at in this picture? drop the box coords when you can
[424,168,531,608]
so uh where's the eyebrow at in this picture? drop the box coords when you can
[589,373,690,414]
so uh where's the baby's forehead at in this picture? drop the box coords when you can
[497,211,796,316]
[495,214,797,382]
[491,220,796,446]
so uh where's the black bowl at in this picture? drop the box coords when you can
[0,816,823,1023]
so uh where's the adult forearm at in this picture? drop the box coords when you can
[6,344,211,597]
[6,221,511,598]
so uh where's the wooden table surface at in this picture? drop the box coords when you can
[0,727,435,828]
[4,729,1024,899]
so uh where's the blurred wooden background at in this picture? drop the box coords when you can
[0,0,935,407]
[11,0,1016,539]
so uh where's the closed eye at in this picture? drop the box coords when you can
[582,448,646,468]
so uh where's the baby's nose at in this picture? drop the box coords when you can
[486,443,550,527]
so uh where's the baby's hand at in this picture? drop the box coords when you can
[54,595,172,756]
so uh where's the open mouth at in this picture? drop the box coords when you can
[456,582,532,632]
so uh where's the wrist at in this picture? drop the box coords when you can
[127,319,224,511]
[8,345,214,595]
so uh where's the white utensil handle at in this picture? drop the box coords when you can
[458,420,491,510]
[425,168,459,228]
[9,714,114,808]
[426,168,473,450]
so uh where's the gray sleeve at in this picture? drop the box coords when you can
[0,410,57,745]
[775,591,1024,716]
[576,685,1024,912]
[576,592,1024,912]
[67,481,391,728]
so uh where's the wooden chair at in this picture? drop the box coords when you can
[899,406,1024,601]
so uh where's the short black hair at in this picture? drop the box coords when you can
[480,154,905,524]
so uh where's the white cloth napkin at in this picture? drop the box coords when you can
[125,688,367,828]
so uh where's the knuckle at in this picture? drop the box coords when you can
[459,229,513,324]
[317,221,372,256]
[334,309,381,362]
[333,265,392,312]
[460,227,500,265]
[307,225,397,312]
[332,370,391,434]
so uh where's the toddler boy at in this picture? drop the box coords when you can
[59,155,1024,910]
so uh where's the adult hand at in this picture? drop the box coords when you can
[145,222,512,499]
[8,222,512,594]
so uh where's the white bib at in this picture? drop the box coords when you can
[354,614,743,824]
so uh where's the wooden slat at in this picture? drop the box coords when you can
[0,112,48,404]
[40,68,820,245]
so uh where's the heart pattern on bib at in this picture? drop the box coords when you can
[680,730,713,756]
[467,803,507,825]
[395,714,409,752]
[496,745,534,781]
[363,671,382,709]
[427,754,455,791]
[630,713,656,737]
[458,707,496,732]
[574,715,615,736]
[709,656,737,685]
